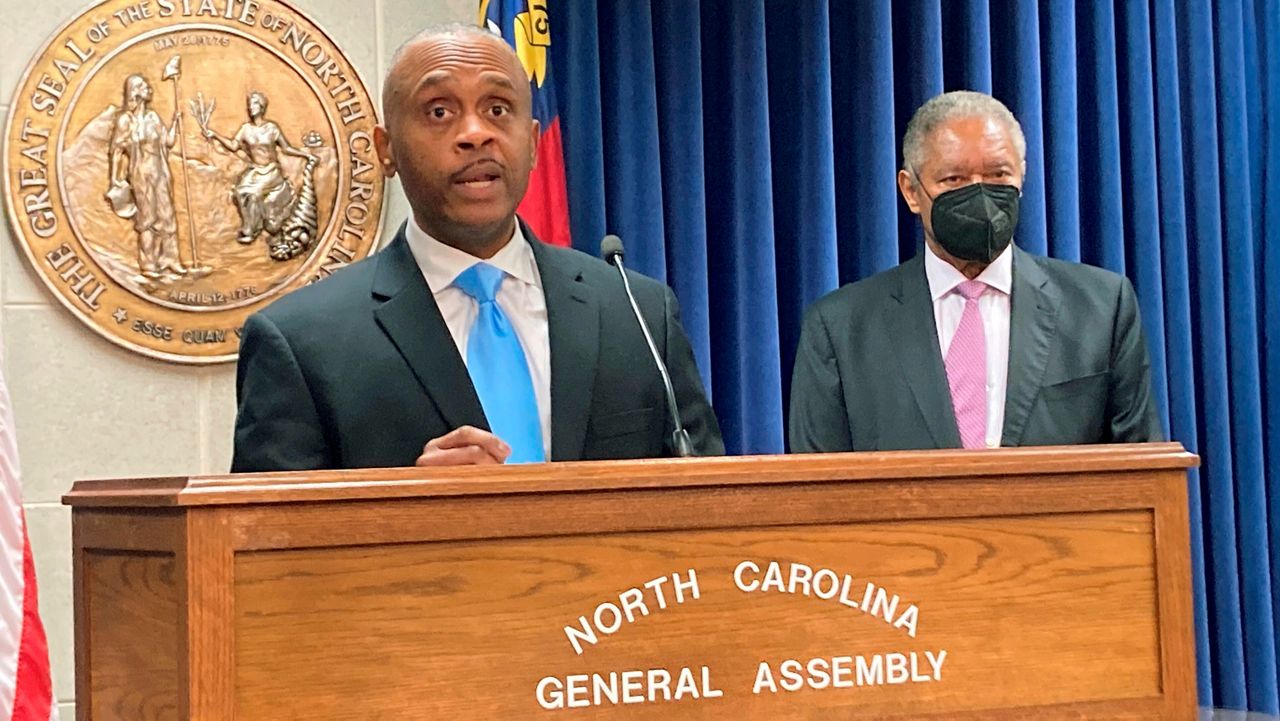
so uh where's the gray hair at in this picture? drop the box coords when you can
[382,23,507,123]
[901,91,1027,177]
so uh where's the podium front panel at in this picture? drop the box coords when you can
[67,446,1197,720]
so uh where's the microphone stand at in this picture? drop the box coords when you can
[605,249,694,458]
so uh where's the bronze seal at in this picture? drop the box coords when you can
[4,0,385,362]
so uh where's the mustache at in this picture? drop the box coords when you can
[450,158,505,182]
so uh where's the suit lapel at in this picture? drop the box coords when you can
[371,229,489,432]
[528,231,599,461]
[887,255,962,448]
[1001,247,1059,446]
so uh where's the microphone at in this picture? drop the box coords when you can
[600,235,694,457]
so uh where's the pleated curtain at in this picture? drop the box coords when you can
[548,0,1280,709]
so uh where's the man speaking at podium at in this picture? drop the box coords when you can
[790,91,1163,453]
[231,24,721,472]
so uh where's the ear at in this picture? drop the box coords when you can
[373,125,397,178]
[897,169,922,215]
[529,118,540,169]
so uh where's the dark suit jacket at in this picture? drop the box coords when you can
[231,222,723,471]
[789,246,1163,452]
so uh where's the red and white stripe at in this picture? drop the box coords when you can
[0,361,57,721]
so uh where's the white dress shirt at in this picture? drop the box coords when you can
[924,243,1013,448]
[404,219,552,457]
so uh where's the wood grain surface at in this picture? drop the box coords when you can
[67,444,1198,720]
[232,512,1162,719]
[82,552,179,721]
[178,510,235,720]
[63,443,1196,507]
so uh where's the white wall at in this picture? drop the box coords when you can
[0,0,474,715]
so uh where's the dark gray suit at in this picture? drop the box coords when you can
[232,222,723,471]
[789,246,1163,452]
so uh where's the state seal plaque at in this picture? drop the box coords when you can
[3,0,385,362]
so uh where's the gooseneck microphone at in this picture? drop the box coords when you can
[600,235,694,457]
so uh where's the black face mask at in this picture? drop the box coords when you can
[919,181,1020,263]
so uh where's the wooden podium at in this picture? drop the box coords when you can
[65,443,1198,720]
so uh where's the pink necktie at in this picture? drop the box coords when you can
[945,280,988,449]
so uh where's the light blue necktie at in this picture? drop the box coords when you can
[453,262,544,463]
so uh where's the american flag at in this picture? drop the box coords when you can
[0,357,57,721]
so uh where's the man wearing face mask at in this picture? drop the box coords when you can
[789,91,1162,452]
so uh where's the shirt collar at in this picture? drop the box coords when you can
[924,241,1014,301]
[404,217,538,294]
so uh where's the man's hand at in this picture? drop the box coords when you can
[415,425,510,466]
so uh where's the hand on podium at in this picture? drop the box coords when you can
[415,425,511,466]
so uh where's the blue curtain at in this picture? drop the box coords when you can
[549,0,1280,709]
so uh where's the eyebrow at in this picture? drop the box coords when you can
[415,70,518,94]
[479,72,517,92]
[418,70,452,89]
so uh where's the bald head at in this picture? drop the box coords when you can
[372,22,540,257]
[382,24,531,130]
